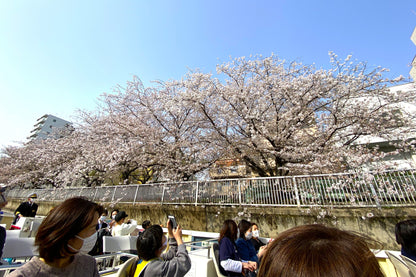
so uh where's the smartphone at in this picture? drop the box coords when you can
[168,215,177,229]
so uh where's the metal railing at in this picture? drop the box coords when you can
[6,169,416,208]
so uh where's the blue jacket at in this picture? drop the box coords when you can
[219,237,240,262]
[219,237,243,277]
[236,237,258,263]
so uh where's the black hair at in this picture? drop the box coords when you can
[395,219,416,255]
[137,225,163,260]
[142,220,151,229]
[238,219,252,239]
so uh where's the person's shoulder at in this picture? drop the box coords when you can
[75,253,97,265]
[7,257,42,276]
[221,236,234,246]
[235,238,245,245]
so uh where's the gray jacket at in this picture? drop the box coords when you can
[139,238,191,277]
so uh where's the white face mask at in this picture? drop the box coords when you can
[245,231,253,240]
[112,215,116,220]
[100,215,107,222]
[252,230,259,238]
[68,232,97,254]
[29,198,35,203]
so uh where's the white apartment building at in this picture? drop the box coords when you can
[354,82,416,170]
[411,27,416,81]
[28,114,73,141]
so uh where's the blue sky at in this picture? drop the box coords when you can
[0,0,415,149]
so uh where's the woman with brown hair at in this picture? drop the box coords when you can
[218,219,256,277]
[257,224,383,277]
[9,197,104,277]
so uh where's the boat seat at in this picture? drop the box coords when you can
[401,255,416,277]
[386,250,412,277]
[211,243,227,277]
[114,257,137,277]
[103,236,138,253]
[3,237,36,259]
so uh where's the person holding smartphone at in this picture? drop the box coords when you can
[132,217,191,277]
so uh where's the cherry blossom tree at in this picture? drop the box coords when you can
[1,53,414,188]
[179,53,415,176]
[97,77,222,181]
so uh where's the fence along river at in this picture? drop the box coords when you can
[6,169,416,208]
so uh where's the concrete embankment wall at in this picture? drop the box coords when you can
[5,199,416,250]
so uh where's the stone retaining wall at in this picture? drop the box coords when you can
[5,199,416,250]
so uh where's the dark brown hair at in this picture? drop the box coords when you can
[35,197,104,263]
[238,219,252,239]
[257,224,383,277]
[219,219,238,242]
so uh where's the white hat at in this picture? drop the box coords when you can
[28,193,38,199]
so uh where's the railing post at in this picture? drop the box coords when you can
[161,186,166,205]
[293,177,301,207]
[111,187,116,203]
[93,187,98,201]
[238,180,242,205]
[368,174,381,209]
[195,181,199,206]
[133,185,139,205]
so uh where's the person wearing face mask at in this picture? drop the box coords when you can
[96,210,109,230]
[235,219,266,276]
[109,209,119,230]
[9,197,104,277]
[219,219,256,277]
[128,219,191,277]
[250,223,266,252]
[12,192,38,224]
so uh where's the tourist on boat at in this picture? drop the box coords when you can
[250,223,266,252]
[0,185,8,260]
[12,192,38,224]
[109,208,119,230]
[257,224,383,277]
[111,210,138,236]
[142,220,151,230]
[96,209,109,230]
[236,219,266,267]
[395,219,416,261]
[8,197,104,277]
[131,219,191,276]
[219,219,257,277]
[139,220,152,236]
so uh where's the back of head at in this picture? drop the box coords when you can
[238,219,252,239]
[257,224,383,277]
[396,219,416,255]
[137,225,163,260]
[115,211,128,223]
[35,197,104,263]
[142,220,151,229]
[219,219,238,242]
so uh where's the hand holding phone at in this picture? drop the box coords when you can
[168,215,177,229]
